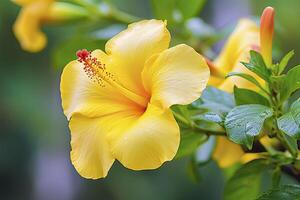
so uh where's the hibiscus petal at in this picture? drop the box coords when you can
[60,50,141,119]
[105,20,170,96]
[142,44,209,108]
[69,114,115,179]
[109,104,180,170]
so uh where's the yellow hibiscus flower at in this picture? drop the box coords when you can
[60,20,210,179]
[12,0,54,52]
[210,7,275,168]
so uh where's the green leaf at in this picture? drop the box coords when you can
[241,50,271,82]
[234,86,270,106]
[256,184,300,200]
[193,119,225,134]
[226,72,268,94]
[223,163,242,181]
[284,134,299,153]
[272,65,300,102]
[250,50,268,68]
[172,104,191,123]
[277,99,300,139]
[224,159,271,200]
[201,86,235,109]
[175,131,207,159]
[176,0,206,20]
[225,104,273,149]
[197,112,223,123]
[191,112,225,134]
[278,50,294,75]
[191,86,235,114]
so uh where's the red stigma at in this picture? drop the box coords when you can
[75,49,114,87]
[76,49,90,61]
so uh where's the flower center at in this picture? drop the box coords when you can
[76,49,148,108]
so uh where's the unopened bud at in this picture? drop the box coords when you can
[260,6,275,67]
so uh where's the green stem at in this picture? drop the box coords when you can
[110,8,140,23]
[272,166,281,188]
[72,0,139,23]
[268,86,298,158]
[277,131,298,157]
[261,140,278,155]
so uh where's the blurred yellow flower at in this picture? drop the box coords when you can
[208,19,262,168]
[209,19,261,93]
[60,20,210,179]
[12,0,54,52]
[12,0,88,52]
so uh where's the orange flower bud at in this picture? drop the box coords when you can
[260,6,275,67]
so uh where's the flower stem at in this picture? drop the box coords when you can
[271,166,281,188]
[110,7,140,23]
[72,0,139,23]
[277,131,297,157]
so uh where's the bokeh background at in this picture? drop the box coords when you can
[1,0,300,199]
